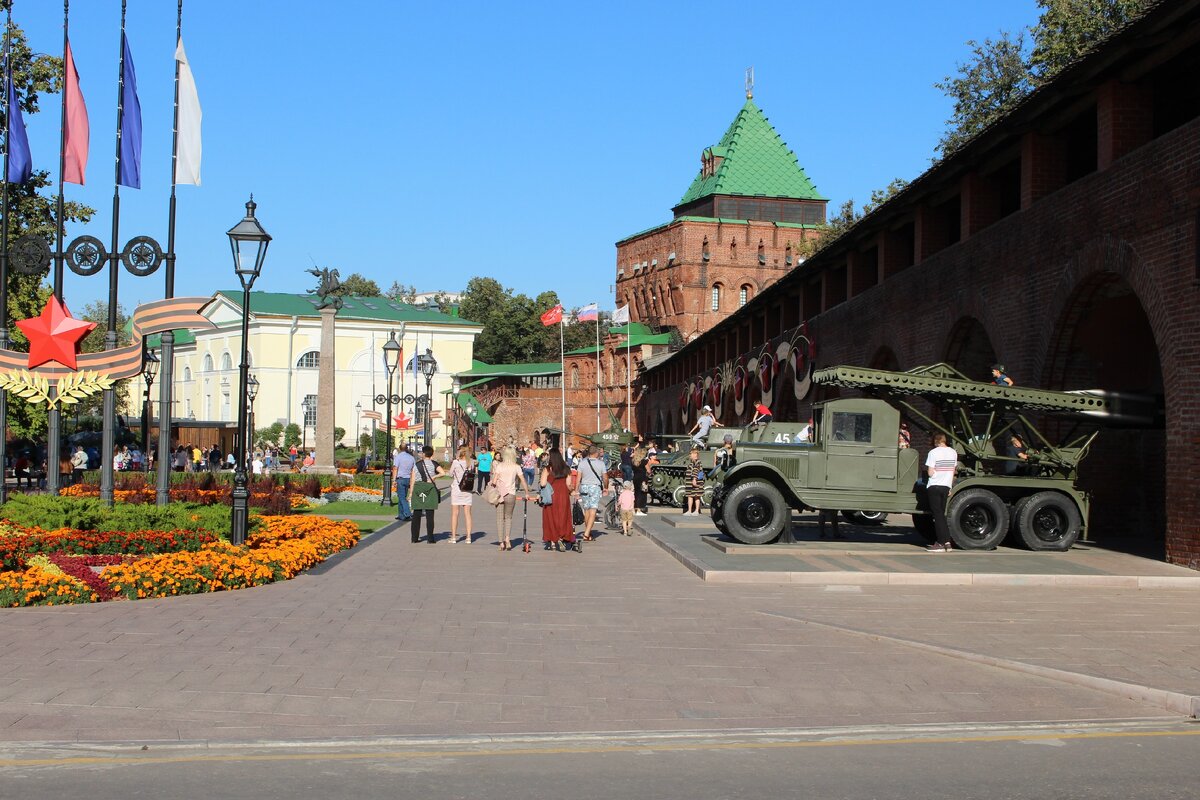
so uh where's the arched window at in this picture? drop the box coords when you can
[202,353,213,372]
[701,238,711,262]
[183,366,192,382]
[711,285,722,312]
[739,284,750,307]
[570,365,580,388]
[297,351,320,369]
[758,240,766,265]
[730,240,737,260]
[220,352,233,371]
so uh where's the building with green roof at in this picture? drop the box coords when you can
[614,91,828,345]
[142,290,482,455]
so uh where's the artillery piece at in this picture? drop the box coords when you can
[711,363,1156,551]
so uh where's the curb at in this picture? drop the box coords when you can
[636,524,1200,589]
[759,610,1200,719]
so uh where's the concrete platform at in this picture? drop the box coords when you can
[635,509,1200,588]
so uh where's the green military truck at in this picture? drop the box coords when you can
[710,363,1152,551]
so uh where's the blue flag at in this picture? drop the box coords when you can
[6,76,32,184]
[117,33,142,189]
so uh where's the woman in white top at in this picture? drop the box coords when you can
[448,446,475,544]
[488,446,533,551]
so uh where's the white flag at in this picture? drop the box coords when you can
[612,304,630,324]
[174,39,202,186]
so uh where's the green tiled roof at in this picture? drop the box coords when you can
[609,322,654,336]
[454,361,561,378]
[677,99,824,207]
[217,291,482,327]
[566,329,672,356]
[455,392,493,423]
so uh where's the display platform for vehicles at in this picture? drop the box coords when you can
[634,509,1200,588]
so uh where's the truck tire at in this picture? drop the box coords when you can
[722,480,789,545]
[841,510,889,526]
[1007,496,1033,545]
[1015,491,1081,551]
[947,488,1009,550]
[672,485,688,508]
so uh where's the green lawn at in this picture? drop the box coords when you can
[352,518,391,534]
[303,500,395,515]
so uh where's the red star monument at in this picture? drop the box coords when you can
[15,296,98,370]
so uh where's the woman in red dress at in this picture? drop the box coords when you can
[540,448,576,551]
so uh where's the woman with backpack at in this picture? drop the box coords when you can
[540,448,576,551]
[448,446,475,543]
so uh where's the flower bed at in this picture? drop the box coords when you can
[0,515,359,607]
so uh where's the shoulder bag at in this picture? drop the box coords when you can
[539,479,554,506]
[411,460,441,511]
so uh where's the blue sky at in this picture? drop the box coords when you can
[17,0,1038,315]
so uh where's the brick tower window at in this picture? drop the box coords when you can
[711,285,721,311]
[739,285,750,307]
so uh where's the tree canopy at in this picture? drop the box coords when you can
[458,277,605,365]
[330,272,380,297]
[936,0,1149,157]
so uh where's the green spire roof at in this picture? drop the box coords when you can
[677,99,824,207]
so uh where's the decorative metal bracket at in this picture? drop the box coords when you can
[10,234,51,277]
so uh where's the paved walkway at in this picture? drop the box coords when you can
[0,500,1196,744]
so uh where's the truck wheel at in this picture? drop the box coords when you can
[947,488,1009,550]
[911,514,937,542]
[841,510,889,526]
[702,485,715,507]
[1016,491,1081,551]
[722,480,789,545]
[1007,496,1033,545]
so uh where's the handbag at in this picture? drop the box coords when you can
[482,485,501,505]
[572,500,585,526]
[539,481,554,506]
[411,461,440,511]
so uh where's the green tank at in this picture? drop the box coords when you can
[711,363,1157,551]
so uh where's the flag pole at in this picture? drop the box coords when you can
[156,0,182,506]
[559,315,566,439]
[625,327,631,432]
[594,306,600,431]
[100,0,128,506]
[0,0,12,505]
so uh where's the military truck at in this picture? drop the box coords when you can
[710,363,1154,551]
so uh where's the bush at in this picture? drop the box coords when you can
[0,495,253,541]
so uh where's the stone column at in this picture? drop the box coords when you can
[311,306,338,474]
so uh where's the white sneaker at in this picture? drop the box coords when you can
[635,511,647,516]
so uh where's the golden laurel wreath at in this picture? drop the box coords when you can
[0,369,115,409]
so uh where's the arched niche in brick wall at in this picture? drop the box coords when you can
[942,317,998,383]
[1042,269,1165,559]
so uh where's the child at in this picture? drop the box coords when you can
[618,480,636,536]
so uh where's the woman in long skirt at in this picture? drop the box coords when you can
[540,448,575,551]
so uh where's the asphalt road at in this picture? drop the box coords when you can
[2,720,1197,800]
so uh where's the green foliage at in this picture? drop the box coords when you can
[284,423,302,449]
[0,495,250,540]
[334,426,346,446]
[459,277,598,363]
[359,432,372,450]
[385,282,418,303]
[332,272,381,297]
[257,421,284,447]
[370,429,394,459]
[935,1,1150,157]
[802,179,910,256]
[1,25,96,441]
[1030,0,1148,81]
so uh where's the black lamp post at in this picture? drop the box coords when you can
[226,197,271,546]
[246,374,259,461]
[140,348,159,470]
[418,349,438,449]
[377,330,403,506]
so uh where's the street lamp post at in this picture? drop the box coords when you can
[466,405,477,456]
[377,330,403,506]
[355,402,362,453]
[451,376,461,452]
[226,197,271,547]
[418,349,439,450]
[140,349,159,471]
[246,374,259,462]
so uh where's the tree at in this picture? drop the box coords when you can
[1030,0,1148,81]
[797,179,909,257]
[1,25,96,441]
[935,31,1033,157]
[334,426,346,446]
[385,282,417,303]
[332,272,380,297]
[283,423,301,449]
[256,421,284,447]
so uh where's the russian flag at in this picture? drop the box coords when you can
[577,303,598,322]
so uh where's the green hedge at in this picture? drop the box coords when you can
[0,495,257,540]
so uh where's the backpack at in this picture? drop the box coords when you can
[457,460,476,491]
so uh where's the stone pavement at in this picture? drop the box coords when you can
[639,509,1200,588]
[0,499,1196,744]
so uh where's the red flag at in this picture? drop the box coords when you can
[63,40,89,185]
[540,304,563,326]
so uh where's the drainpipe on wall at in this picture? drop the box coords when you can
[286,315,299,421]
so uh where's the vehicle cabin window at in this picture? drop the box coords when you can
[830,411,872,443]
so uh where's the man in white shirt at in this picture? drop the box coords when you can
[924,432,958,552]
